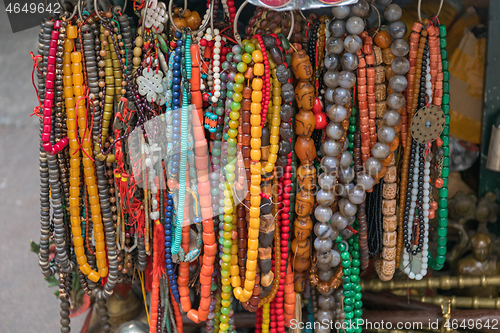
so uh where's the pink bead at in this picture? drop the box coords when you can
[44,100,53,109]
[53,20,61,29]
[41,133,51,143]
[43,116,51,125]
[43,124,51,134]
[51,31,59,40]
[42,142,52,152]
[49,47,56,57]
[46,64,55,73]
[43,108,52,117]
[46,72,55,81]
[49,39,57,48]
[45,90,54,100]
[46,80,54,89]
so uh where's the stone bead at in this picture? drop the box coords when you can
[329,19,346,38]
[318,294,335,310]
[315,205,333,223]
[324,53,340,71]
[391,56,410,75]
[327,37,344,55]
[389,21,407,39]
[327,104,348,122]
[325,88,335,104]
[365,157,383,176]
[344,34,363,53]
[326,121,345,140]
[346,17,365,35]
[323,139,343,157]
[384,4,402,22]
[316,310,335,325]
[341,52,359,71]
[331,5,350,19]
[317,189,335,206]
[318,268,335,282]
[280,102,293,121]
[314,222,333,239]
[331,211,348,230]
[315,237,333,253]
[351,0,370,18]
[338,166,355,184]
[376,0,392,5]
[333,87,351,105]
[339,198,358,217]
[389,74,408,92]
[356,172,375,191]
[323,70,340,88]
[391,38,410,57]
[378,125,396,143]
[372,142,391,160]
[338,70,357,89]
[321,156,340,174]
[340,150,353,167]
[387,92,405,109]
[348,184,366,205]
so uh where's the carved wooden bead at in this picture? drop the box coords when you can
[383,182,397,199]
[382,246,396,261]
[382,199,396,215]
[385,166,397,183]
[382,231,397,247]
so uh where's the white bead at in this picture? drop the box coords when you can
[200,84,205,90]
[211,96,218,103]
[424,175,430,182]
[412,188,418,195]
[423,189,430,196]
[213,54,220,61]
[145,158,152,166]
[427,96,433,104]
[423,243,429,250]
[205,34,212,40]
[214,84,221,91]
[214,91,221,98]
[215,35,222,42]
[214,78,221,85]
[213,60,220,67]
[213,67,220,73]
[426,73,431,81]
[409,272,415,279]
[215,41,221,48]
[403,253,409,260]
[415,274,423,280]
[423,196,429,203]
[214,48,220,54]
[424,230,429,237]
[214,29,219,34]
[421,262,428,270]
[411,202,416,209]
[423,210,429,217]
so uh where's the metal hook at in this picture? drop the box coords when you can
[68,0,79,20]
[417,0,444,24]
[94,0,105,21]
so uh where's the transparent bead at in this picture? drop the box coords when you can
[323,139,344,157]
[341,52,359,71]
[325,87,335,104]
[326,121,345,140]
[327,37,344,54]
[351,0,370,18]
[378,125,396,143]
[339,150,353,167]
[323,69,340,88]
[324,53,340,70]
[383,109,401,126]
[372,142,391,159]
[389,74,408,92]
[391,38,410,56]
[365,157,383,176]
[331,5,350,19]
[338,166,355,184]
[329,19,346,38]
[319,295,336,310]
[315,205,333,223]
[331,211,348,230]
[333,87,351,105]
[384,4,402,22]
[348,184,366,205]
[339,198,358,217]
[392,56,410,75]
[338,70,357,89]
[356,172,375,191]
[387,92,405,109]
[321,156,340,173]
[317,189,335,206]
[314,237,333,253]
[319,268,335,282]
[389,21,407,39]
[346,17,365,35]
[327,104,347,122]
[315,222,333,239]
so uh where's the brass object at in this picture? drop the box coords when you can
[361,274,500,292]
[414,295,500,309]
[410,105,445,144]
[441,300,452,333]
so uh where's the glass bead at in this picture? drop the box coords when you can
[445,114,450,125]
[344,304,353,313]
[439,187,449,198]
[442,156,450,167]
[438,208,448,218]
[342,259,351,267]
[389,21,407,39]
[439,198,448,208]
[437,255,446,264]
[437,246,447,256]
[437,236,447,247]
[442,124,450,135]
[442,59,449,70]
[439,24,447,37]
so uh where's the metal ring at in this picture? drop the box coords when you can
[122,0,127,13]
[234,2,294,48]
[68,0,78,20]
[77,0,83,20]
[94,0,105,21]
[299,10,306,20]
[371,4,381,31]
[417,0,444,24]
[168,0,187,33]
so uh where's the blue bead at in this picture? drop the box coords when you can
[174,55,181,63]
[167,199,173,205]
[165,236,172,242]
[174,31,181,38]
[173,77,180,84]
[175,47,181,54]
[176,39,183,46]
[193,217,201,224]
[171,168,178,174]
[172,154,179,161]
[173,98,180,105]
[172,112,180,120]
[173,70,181,77]
[167,269,174,275]
[173,91,180,99]
[166,212,173,218]
[171,284,178,290]
[173,84,180,91]
[173,120,180,128]
[166,258,172,264]
[166,264,173,270]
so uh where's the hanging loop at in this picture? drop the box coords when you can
[168,0,188,33]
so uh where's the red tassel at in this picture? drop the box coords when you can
[153,221,166,278]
